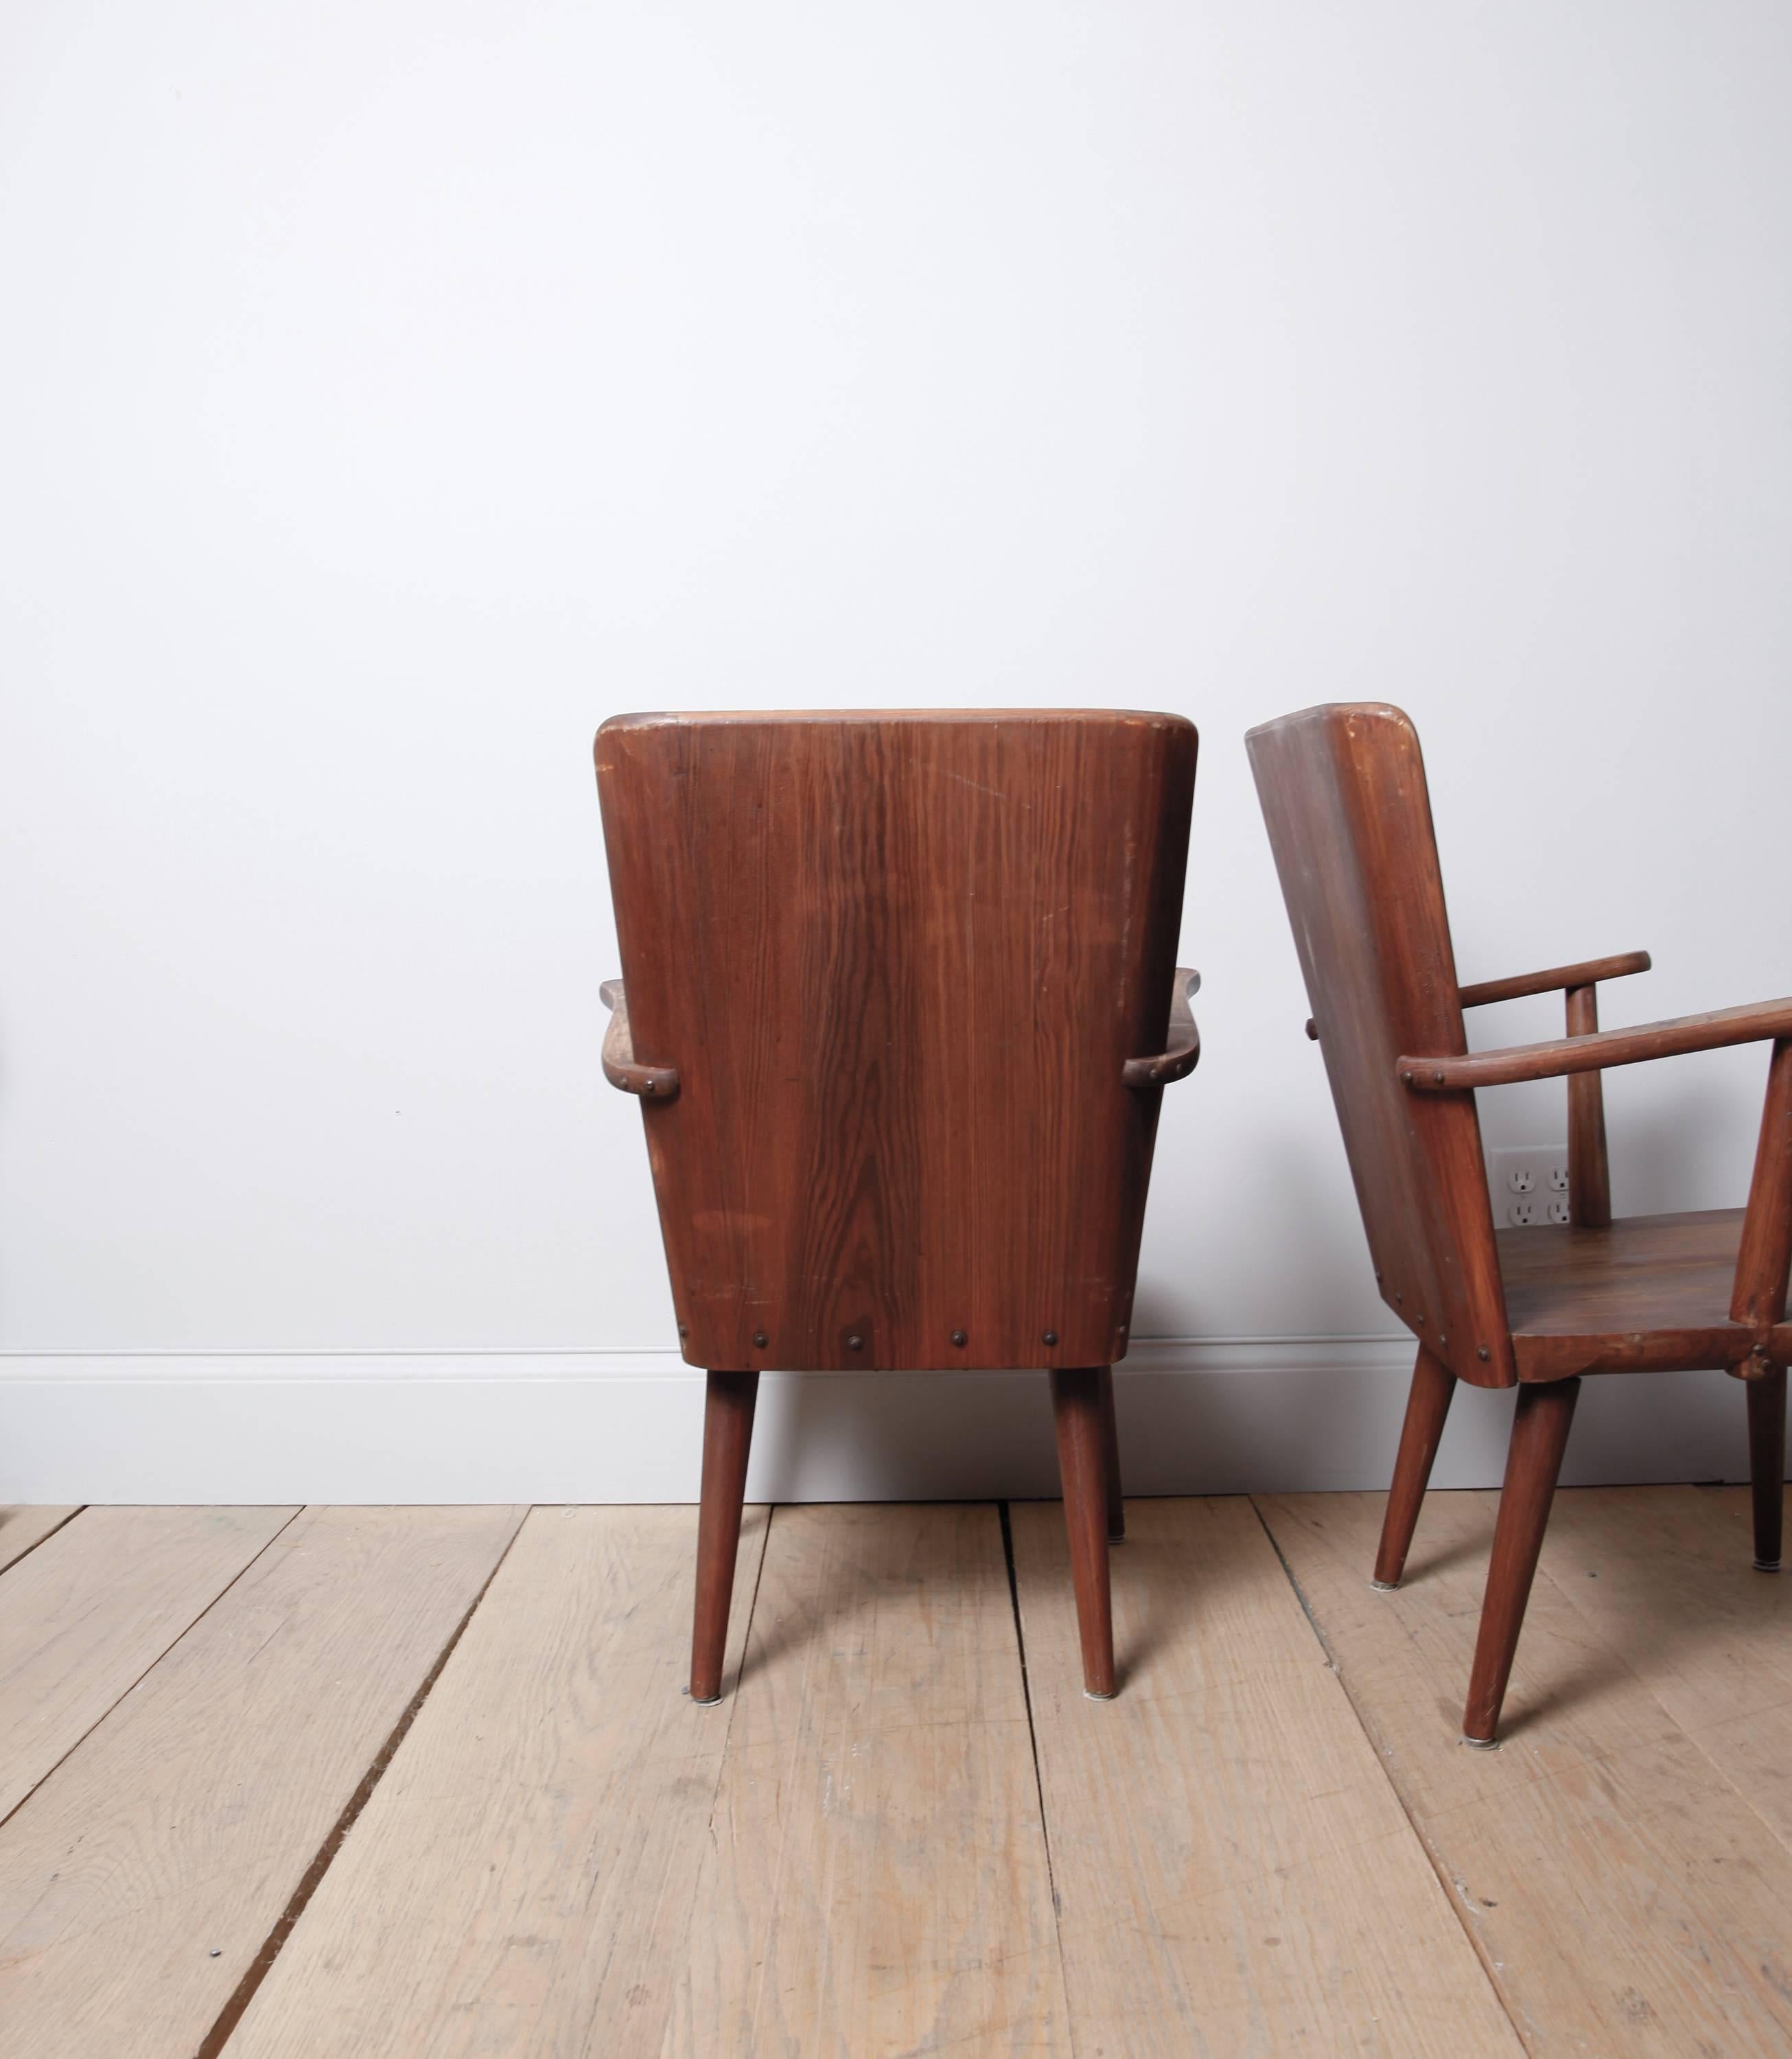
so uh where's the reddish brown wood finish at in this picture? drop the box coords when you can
[1498,1209,1758,1380]
[1733,1040,1792,1333]
[1458,951,1651,1011]
[1098,1363,1125,1543]
[598,979,678,1100]
[1401,997,1792,1093]
[1749,1371,1787,1570]
[1302,951,1651,1038]
[1247,705,1513,1389]
[1564,984,1611,1228]
[1738,1043,1792,1571]
[1051,1366,1117,1697]
[1250,701,1792,1741]
[598,710,1198,1701]
[1373,1347,1456,1588]
[1124,970,1201,1088]
[690,1369,758,1703]
[598,711,1196,1375]
[1463,1378,1581,1744]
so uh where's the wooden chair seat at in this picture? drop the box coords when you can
[1249,701,1791,1743]
[1499,1208,1785,1377]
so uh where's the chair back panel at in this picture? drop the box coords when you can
[1247,704,1513,1385]
[597,710,1196,1372]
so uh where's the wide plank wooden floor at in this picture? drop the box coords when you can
[0,1487,1785,2056]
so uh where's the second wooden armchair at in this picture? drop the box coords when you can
[597,710,1199,1703]
[1248,702,1792,1745]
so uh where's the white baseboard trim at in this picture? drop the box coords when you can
[0,1338,1774,1503]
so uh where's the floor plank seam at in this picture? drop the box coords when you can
[1247,1496,1537,2056]
[728,1507,796,2058]
[596,1504,772,2059]
[1245,1496,1340,1667]
[733,1502,773,1714]
[1530,1513,1792,1869]
[191,1507,531,2059]
[997,1499,1079,2059]
[0,1504,86,1578]
[0,1504,307,1838]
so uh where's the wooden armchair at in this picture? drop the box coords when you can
[1248,703,1791,1745]
[596,710,1199,1702]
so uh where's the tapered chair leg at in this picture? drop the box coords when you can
[1373,1346,1456,1589]
[1463,1377,1580,1745]
[1749,1366,1787,1572]
[1098,1364,1125,1543]
[690,1369,758,1704]
[1051,1366,1117,1699]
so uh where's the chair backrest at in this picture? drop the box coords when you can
[1246,703,1513,1386]
[597,710,1196,1373]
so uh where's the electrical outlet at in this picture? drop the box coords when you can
[1486,1145,1569,1229]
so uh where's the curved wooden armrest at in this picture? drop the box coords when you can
[1398,997,1792,1092]
[1124,969,1201,1089]
[1306,949,1652,1039]
[1457,950,1651,1010]
[599,979,679,1100]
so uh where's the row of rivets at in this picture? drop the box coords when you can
[676,1326,1069,1349]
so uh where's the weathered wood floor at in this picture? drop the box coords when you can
[0,1486,1787,2056]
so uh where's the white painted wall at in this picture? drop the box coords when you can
[2,1,1789,1498]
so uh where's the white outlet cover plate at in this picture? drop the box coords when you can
[1487,1144,1570,1229]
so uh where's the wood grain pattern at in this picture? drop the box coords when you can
[1253,699,1792,1738]
[1248,703,1513,1388]
[1010,1496,1522,2058]
[1259,1488,1792,2056]
[221,1505,765,2059]
[0,1506,80,1577]
[1458,950,1652,1011]
[1463,1378,1581,1743]
[669,1503,1069,2056]
[1401,995,1792,1091]
[1049,1366,1115,1696]
[691,1369,760,1701]
[596,710,1196,1375]
[1373,1344,1456,1587]
[1302,950,1651,1038]
[0,1505,522,2059]
[1536,1486,1792,1839]
[0,1504,296,1822]
[1563,983,1611,1226]
[1497,1208,1756,1380]
[1734,1037,1792,1334]
[10,1490,1792,2053]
